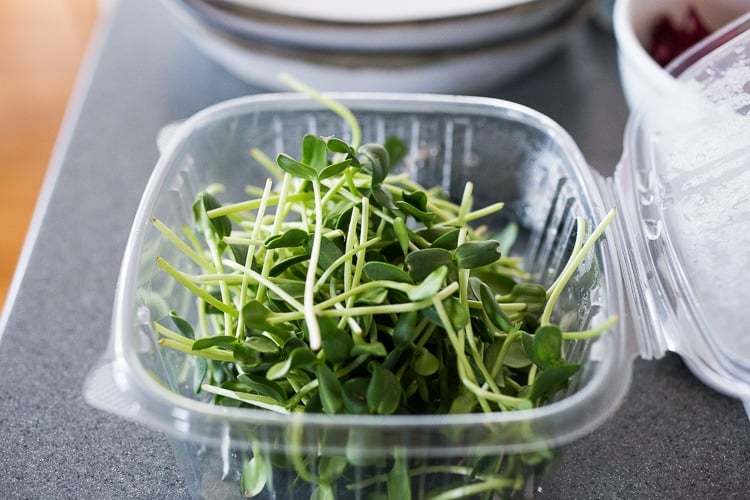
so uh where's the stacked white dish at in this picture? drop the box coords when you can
[160,0,594,92]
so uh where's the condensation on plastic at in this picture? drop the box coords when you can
[612,16,750,402]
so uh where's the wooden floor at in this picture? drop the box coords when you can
[0,1,98,306]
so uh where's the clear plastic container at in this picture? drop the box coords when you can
[83,24,750,500]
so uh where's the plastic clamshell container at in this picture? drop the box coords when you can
[83,25,750,499]
[84,93,629,498]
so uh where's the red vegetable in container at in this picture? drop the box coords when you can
[649,7,712,66]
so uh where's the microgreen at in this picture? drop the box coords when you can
[150,92,618,499]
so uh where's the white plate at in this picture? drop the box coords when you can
[162,0,590,93]
[182,0,584,53]
[206,0,536,23]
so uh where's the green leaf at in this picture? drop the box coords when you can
[470,315,494,343]
[357,143,390,186]
[354,287,388,305]
[351,342,388,357]
[363,261,413,283]
[478,280,513,332]
[242,454,269,497]
[411,347,440,376]
[405,248,453,282]
[193,357,208,393]
[242,300,272,328]
[321,327,354,365]
[505,283,547,316]
[387,450,412,500]
[504,338,532,369]
[346,427,386,467]
[528,363,580,402]
[384,136,406,166]
[317,363,344,414]
[311,484,335,500]
[367,364,402,415]
[241,335,280,354]
[430,228,460,250]
[268,281,306,301]
[264,228,308,249]
[196,193,232,239]
[301,134,328,170]
[318,455,348,483]
[269,254,309,277]
[407,265,447,302]
[318,158,351,180]
[392,217,409,255]
[395,200,436,225]
[342,378,369,414]
[454,240,502,269]
[169,311,195,339]
[237,373,288,402]
[448,391,478,414]
[371,184,397,211]
[192,335,237,351]
[232,344,263,367]
[229,243,248,265]
[392,310,418,347]
[423,297,469,330]
[415,226,455,244]
[276,153,317,181]
[266,345,318,380]
[306,236,344,272]
[242,301,291,337]
[402,190,428,211]
[326,137,354,155]
[531,324,563,370]
[494,222,519,255]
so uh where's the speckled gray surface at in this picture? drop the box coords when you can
[0,0,747,498]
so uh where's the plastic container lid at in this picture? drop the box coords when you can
[613,13,750,402]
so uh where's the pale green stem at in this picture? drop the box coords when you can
[344,197,369,315]
[489,330,522,381]
[156,257,238,316]
[279,72,362,149]
[256,173,293,303]
[433,297,528,411]
[540,206,617,325]
[457,181,473,226]
[207,192,312,218]
[284,379,320,410]
[429,479,516,500]
[181,224,204,256]
[221,236,265,246]
[441,202,505,226]
[158,338,235,362]
[315,237,380,292]
[221,259,305,312]
[201,384,290,414]
[305,179,324,350]
[546,216,587,297]
[151,217,214,270]
[562,314,619,340]
[266,282,460,324]
[527,363,538,386]
[236,178,273,338]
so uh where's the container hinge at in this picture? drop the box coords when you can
[596,172,670,361]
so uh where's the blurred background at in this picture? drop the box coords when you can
[0,1,99,305]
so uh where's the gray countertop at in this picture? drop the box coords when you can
[0,0,748,498]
